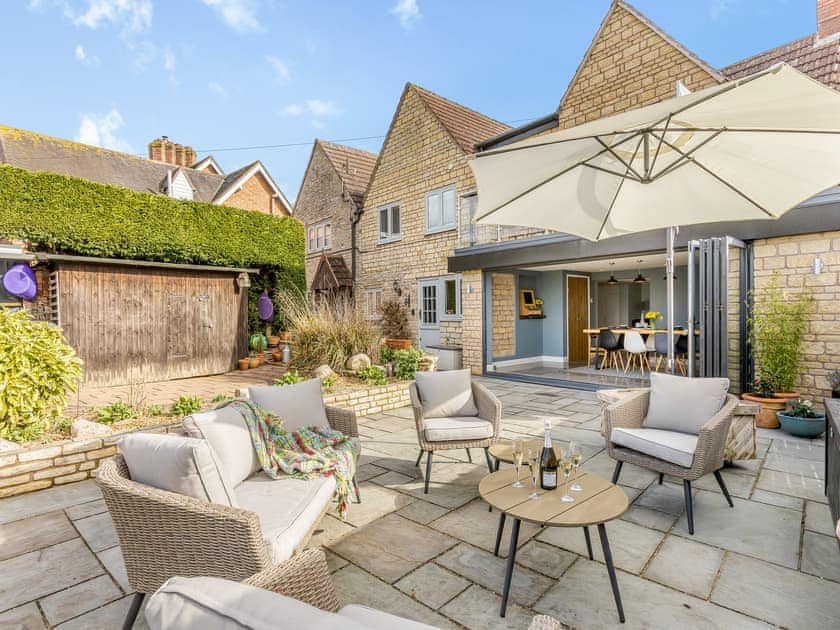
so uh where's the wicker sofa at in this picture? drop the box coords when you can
[97,379,359,629]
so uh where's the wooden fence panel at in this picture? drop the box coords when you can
[57,262,248,386]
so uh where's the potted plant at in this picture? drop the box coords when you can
[380,299,413,349]
[742,273,813,428]
[249,333,268,365]
[828,369,840,399]
[644,310,662,329]
[237,357,250,370]
[248,352,260,369]
[777,398,826,438]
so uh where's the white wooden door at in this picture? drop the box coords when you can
[418,279,440,348]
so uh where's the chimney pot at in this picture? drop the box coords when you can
[818,0,840,39]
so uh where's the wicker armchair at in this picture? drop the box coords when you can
[242,548,340,612]
[410,381,501,493]
[604,389,739,534]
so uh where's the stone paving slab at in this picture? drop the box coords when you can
[805,499,836,536]
[0,602,47,629]
[429,499,541,557]
[0,510,77,561]
[395,563,471,609]
[800,530,840,582]
[643,535,724,598]
[440,584,536,630]
[39,575,122,626]
[0,480,101,525]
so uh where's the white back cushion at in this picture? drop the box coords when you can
[119,434,235,506]
[146,576,365,630]
[643,373,730,435]
[414,369,478,419]
[183,407,260,488]
[248,379,328,432]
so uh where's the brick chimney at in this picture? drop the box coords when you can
[147,136,198,167]
[818,0,840,39]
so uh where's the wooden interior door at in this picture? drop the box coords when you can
[567,276,589,364]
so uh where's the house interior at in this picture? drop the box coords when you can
[485,252,696,388]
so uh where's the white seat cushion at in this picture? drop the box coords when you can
[339,605,440,629]
[234,473,336,563]
[610,427,698,468]
[414,369,478,419]
[643,372,729,435]
[423,416,493,442]
[119,434,236,506]
[183,406,260,488]
[146,575,363,630]
[248,379,328,432]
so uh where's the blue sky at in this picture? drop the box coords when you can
[0,1,816,202]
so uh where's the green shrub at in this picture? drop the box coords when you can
[96,401,135,424]
[379,345,395,363]
[276,290,381,372]
[748,272,813,394]
[0,164,304,272]
[394,347,424,380]
[321,375,337,390]
[211,393,232,403]
[357,365,386,386]
[0,309,82,442]
[169,395,203,417]
[275,370,305,386]
[145,404,165,417]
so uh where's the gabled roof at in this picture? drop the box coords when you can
[311,253,352,291]
[317,140,378,207]
[0,124,224,201]
[214,160,293,214]
[721,33,840,90]
[158,166,197,194]
[411,84,511,154]
[191,155,224,175]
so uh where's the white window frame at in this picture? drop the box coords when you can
[440,274,462,321]
[377,203,401,244]
[363,288,383,320]
[307,220,332,253]
[425,184,457,235]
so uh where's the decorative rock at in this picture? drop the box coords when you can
[346,353,372,372]
[418,354,438,372]
[312,365,336,379]
[0,438,19,453]
[70,419,112,439]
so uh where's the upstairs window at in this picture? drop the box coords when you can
[425,185,456,234]
[364,288,383,320]
[378,203,401,243]
[307,221,332,252]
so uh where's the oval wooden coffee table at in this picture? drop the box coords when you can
[479,467,628,622]
[488,439,562,470]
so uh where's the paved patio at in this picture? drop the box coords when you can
[2,378,838,629]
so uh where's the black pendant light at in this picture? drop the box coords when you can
[606,274,619,285]
[633,259,648,284]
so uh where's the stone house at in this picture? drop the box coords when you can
[0,127,292,216]
[356,83,513,362]
[440,0,840,403]
[294,140,377,294]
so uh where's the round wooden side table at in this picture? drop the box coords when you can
[479,467,629,622]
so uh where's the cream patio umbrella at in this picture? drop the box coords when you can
[471,62,840,372]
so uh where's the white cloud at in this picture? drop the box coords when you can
[266,55,290,81]
[279,103,304,116]
[201,0,260,32]
[208,80,228,97]
[75,109,132,152]
[390,0,420,29]
[709,0,736,21]
[74,43,100,65]
[305,99,341,117]
[68,0,153,33]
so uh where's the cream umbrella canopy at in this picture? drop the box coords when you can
[471,63,840,372]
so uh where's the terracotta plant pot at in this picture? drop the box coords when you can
[272,349,283,362]
[248,357,260,369]
[237,358,250,370]
[278,331,292,342]
[385,338,413,350]
[741,392,798,429]
[267,336,281,348]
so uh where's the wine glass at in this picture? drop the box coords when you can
[560,456,575,503]
[569,441,583,492]
[511,439,524,488]
[526,449,540,500]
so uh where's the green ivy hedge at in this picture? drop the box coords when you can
[0,164,304,274]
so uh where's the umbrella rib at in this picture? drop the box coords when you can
[647,115,672,179]
[594,137,645,181]
[474,130,643,158]
[581,163,643,182]
[654,134,775,217]
[595,135,645,240]
[647,129,724,181]
[647,127,840,135]
[473,133,643,223]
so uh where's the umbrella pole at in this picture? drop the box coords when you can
[666,226,677,374]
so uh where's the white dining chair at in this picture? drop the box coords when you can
[623,330,650,374]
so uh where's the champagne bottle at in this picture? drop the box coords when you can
[540,420,558,490]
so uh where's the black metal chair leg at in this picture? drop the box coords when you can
[597,524,625,623]
[494,458,500,472]
[500,518,521,618]
[466,448,473,463]
[611,461,623,484]
[713,470,734,508]
[583,526,594,560]
[684,480,694,535]
[494,512,507,556]
[123,593,145,630]
[483,447,494,474]
[415,449,424,467]
[658,473,664,485]
[424,451,433,494]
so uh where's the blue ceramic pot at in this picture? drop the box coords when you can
[776,412,826,438]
